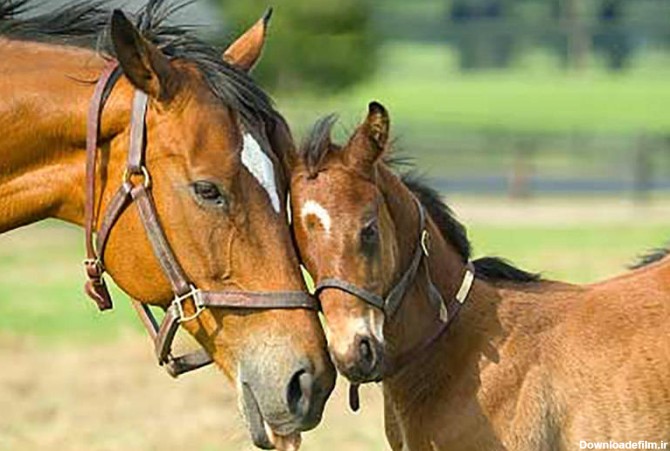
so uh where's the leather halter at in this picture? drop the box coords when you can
[313,195,475,410]
[83,62,318,377]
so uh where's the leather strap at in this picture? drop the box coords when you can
[384,262,475,377]
[131,300,213,377]
[315,279,385,311]
[347,262,475,412]
[199,291,318,310]
[83,63,122,311]
[384,200,434,317]
[130,184,192,296]
[127,90,148,173]
[151,290,318,370]
[95,182,133,255]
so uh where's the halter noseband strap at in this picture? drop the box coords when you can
[83,62,318,377]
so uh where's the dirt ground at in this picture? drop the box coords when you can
[0,334,386,451]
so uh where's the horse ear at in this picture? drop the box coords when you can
[110,9,177,100]
[346,101,390,171]
[223,8,272,72]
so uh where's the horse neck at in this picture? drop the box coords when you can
[376,165,504,408]
[0,38,130,233]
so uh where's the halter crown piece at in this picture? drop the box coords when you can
[314,196,476,411]
[82,62,319,377]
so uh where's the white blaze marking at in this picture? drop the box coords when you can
[241,133,280,213]
[300,200,332,233]
[328,316,369,358]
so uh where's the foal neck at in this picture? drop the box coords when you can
[0,39,131,232]
[377,166,500,402]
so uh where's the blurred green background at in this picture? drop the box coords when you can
[2,0,670,450]
[220,0,670,198]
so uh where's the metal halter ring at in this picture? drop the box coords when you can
[420,230,431,256]
[83,258,104,273]
[122,166,151,189]
[172,286,204,323]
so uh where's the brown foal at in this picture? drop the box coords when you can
[289,102,670,450]
[0,1,334,448]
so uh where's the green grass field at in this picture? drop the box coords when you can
[275,43,670,181]
[278,43,670,135]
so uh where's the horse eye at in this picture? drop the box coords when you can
[192,181,227,208]
[360,221,379,248]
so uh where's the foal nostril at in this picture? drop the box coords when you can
[357,336,378,374]
[286,369,314,418]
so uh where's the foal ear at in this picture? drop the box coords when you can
[223,8,272,72]
[110,10,176,100]
[347,101,390,171]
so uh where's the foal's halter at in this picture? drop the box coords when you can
[314,196,475,409]
[83,63,318,377]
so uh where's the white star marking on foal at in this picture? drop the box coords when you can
[300,200,332,233]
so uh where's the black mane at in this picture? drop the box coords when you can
[0,0,275,132]
[400,173,540,284]
[300,115,541,285]
[630,246,670,270]
[0,0,24,21]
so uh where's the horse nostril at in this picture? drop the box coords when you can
[286,369,314,418]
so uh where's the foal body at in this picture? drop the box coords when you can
[290,104,670,450]
[382,184,670,450]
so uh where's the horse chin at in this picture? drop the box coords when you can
[241,382,303,451]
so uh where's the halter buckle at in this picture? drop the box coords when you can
[83,258,104,277]
[172,285,204,323]
[420,230,431,256]
[122,166,151,189]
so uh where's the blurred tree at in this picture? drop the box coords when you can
[561,0,591,72]
[215,0,377,93]
[448,0,516,70]
[594,0,632,71]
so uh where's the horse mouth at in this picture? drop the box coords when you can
[241,382,302,451]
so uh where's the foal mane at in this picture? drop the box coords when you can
[0,0,276,138]
[299,115,541,285]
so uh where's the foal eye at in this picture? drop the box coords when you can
[192,181,227,208]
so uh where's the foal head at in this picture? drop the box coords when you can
[290,103,399,382]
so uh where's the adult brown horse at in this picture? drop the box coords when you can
[0,1,334,448]
[289,102,670,450]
